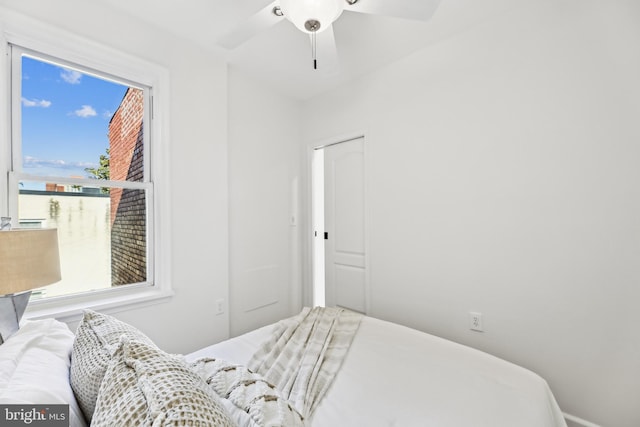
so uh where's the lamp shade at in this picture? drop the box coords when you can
[0,229,61,295]
[279,0,344,33]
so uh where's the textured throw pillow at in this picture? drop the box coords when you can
[91,338,233,427]
[191,357,304,427]
[70,310,156,423]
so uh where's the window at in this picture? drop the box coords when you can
[1,29,171,315]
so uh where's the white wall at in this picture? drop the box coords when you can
[227,68,303,336]
[0,0,305,349]
[301,1,640,426]
[0,0,231,354]
[3,0,639,425]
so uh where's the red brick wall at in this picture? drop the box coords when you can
[109,88,144,223]
[108,88,146,286]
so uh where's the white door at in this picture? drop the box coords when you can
[324,137,365,313]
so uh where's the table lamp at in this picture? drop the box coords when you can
[0,228,61,344]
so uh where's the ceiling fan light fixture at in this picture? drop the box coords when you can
[279,0,344,34]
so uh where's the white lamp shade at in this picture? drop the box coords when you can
[0,229,61,295]
[279,0,344,33]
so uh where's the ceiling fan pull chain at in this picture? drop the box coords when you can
[311,32,318,70]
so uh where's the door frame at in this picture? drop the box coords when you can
[305,131,370,314]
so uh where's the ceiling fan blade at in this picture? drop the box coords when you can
[311,26,339,73]
[217,1,284,49]
[344,0,442,21]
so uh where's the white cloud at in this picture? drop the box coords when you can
[74,105,97,118]
[21,97,52,108]
[24,156,95,170]
[60,69,82,84]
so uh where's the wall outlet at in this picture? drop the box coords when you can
[215,299,225,315]
[469,311,483,332]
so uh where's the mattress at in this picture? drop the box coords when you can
[187,315,567,427]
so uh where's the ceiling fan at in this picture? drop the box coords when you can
[217,0,442,71]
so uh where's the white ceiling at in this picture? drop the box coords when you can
[93,0,528,100]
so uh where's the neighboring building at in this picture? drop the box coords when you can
[18,191,111,298]
[45,183,65,192]
[108,88,146,286]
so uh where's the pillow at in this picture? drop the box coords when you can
[91,338,233,427]
[70,309,156,423]
[191,357,304,427]
[0,319,87,427]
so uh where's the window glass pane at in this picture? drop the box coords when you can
[18,184,148,299]
[20,55,144,184]
[110,188,147,285]
[15,51,150,300]
[18,185,112,298]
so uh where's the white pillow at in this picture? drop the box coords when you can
[0,318,87,427]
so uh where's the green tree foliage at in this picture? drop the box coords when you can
[85,148,110,180]
[85,148,110,193]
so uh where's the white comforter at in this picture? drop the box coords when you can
[188,315,567,427]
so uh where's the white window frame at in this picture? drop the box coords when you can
[0,18,173,322]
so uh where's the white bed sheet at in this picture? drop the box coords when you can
[187,316,566,427]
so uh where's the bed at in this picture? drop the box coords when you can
[187,308,567,427]
[0,307,567,427]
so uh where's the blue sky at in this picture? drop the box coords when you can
[21,55,128,186]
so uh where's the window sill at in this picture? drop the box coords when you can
[24,284,174,323]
